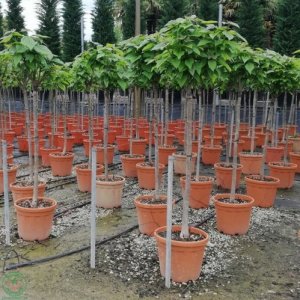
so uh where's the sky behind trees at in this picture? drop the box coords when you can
[0,0,94,39]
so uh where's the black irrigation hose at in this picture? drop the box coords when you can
[4,209,216,271]
[4,224,139,271]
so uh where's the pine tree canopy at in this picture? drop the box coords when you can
[62,0,83,62]
[274,0,300,55]
[159,0,188,28]
[6,0,26,32]
[198,0,218,21]
[37,0,61,56]
[92,0,116,45]
[236,0,267,48]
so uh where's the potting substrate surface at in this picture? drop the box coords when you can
[0,144,299,300]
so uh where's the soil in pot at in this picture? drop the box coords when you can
[180,176,213,209]
[95,175,125,208]
[75,163,104,192]
[214,163,243,190]
[14,197,57,241]
[238,152,263,175]
[120,154,145,178]
[10,180,46,202]
[154,225,209,283]
[245,175,280,207]
[268,162,297,189]
[134,194,169,236]
[213,193,254,235]
[49,152,74,177]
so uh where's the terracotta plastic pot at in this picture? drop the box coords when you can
[75,163,104,192]
[214,163,243,190]
[0,165,18,194]
[201,145,222,165]
[289,152,300,173]
[47,132,60,148]
[49,152,74,176]
[4,131,15,144]
[213,193,254,235]
[40,147,61,167]
[136,162,164,189]
[95,175,125,208]
[138,126,149,138]
[131,139,147,155]
[154,225,209,283]
[175,130,185,145]
[173,153,197,175]
[268,162,297,189]
[107,130,117,144]
[240,136,257,151]
[277,141,293,158]
[288,137,300,152]
[17,136,28,152]
[255,132,266,147]
[265,146,284,163]
[6,144,14,157]
[245,175,280,207]
[95,145,115,165]
[83,139,102,157]
[10,181,46,202]
[134,194,168,236]
[158,134,175,146]
[239,152,263,175]
[116,136,130,152]
[14,197,57,241]
[70,130,84,145]
[180,176,213,209]
[214,125,226,136]
[225,140,245,157]
[287,125,297,136]
[57,135,75,152]
[120,154,145,177]
[204,135,223,146]
[158,146,177,165]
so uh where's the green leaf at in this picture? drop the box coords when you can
[170,58,180,69]
[173,49,184,59]
[21,36,37,50]
[34,44,53,60]
[223,31,234,41]
[208,60,217,71]
[245,62,255,74]
[185,58,193,70]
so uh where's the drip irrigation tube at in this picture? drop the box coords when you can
[4,211,215,271]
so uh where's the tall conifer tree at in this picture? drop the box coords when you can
[36,0,61,56]
[274,0,300,55]
[62,0,83,62]
[236,0,267,48]
[198,0,218,21]
[159,0,188,28]
[92,0,116,44]
[6,0,25,32]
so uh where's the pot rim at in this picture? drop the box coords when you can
[96,174,125,184]
[14,196,57,212]
[136,162,165,169]
[154,225,209,247]
[245,175,280,185]
[268,162,297,169]
[214,162,243,170]
[212,193,254,208]
[134,194,168,208]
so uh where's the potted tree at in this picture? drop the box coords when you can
[2,32,61,241]
[77,44,129,208]
[150,17,244,282]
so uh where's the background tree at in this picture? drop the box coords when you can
[122,0,146,39]
[62,0,83,62]
[273,0,300,55]
[92,0,116,44]
[236,0,266,48]
[159,0,188,28]
[36,0,61,56]
[198,0,218,21]
[0,4,4,50]
[6,0,25,32]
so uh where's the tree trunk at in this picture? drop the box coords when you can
[154,88,160,200]
[103,91,110,180]
[32,91,39,207]
[230,92,241,198]
[180,93,193,239]
[195,90,203,179]
[88,93,94,168]
[250,91,257,154]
